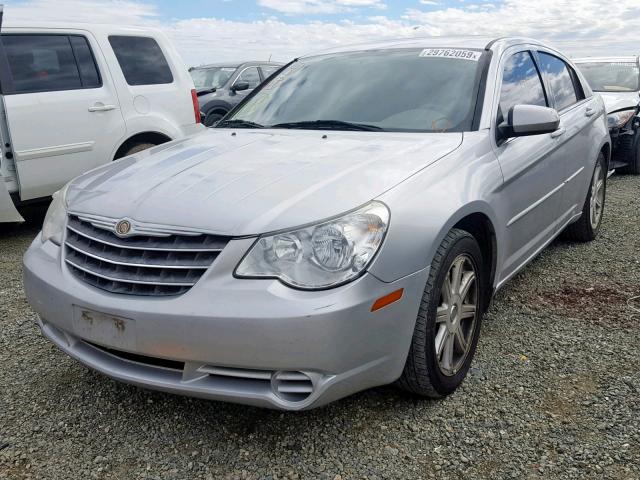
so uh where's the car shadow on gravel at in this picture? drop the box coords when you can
[0,201,49,239]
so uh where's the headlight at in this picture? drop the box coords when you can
[235,201,389,289]
[41,184,69,245]
[607,110,636,129]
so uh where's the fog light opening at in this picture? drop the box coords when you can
[271,371,314,403]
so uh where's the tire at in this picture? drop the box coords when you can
[397,228,485,398]
[122,142,155,157]
[204,111,226,127]
[617,134,640,175]
[563,152,607,242]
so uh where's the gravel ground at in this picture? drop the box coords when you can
[1,176,639,480]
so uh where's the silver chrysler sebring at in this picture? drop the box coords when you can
[24,37,610,410]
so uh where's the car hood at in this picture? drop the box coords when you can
[67,129,462,235]
[599,92,640,114]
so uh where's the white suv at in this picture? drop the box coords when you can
[0,22,203,222]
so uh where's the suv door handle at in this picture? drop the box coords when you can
[88,103,117,112]
[585,107,596,117]
[550,127,566,138]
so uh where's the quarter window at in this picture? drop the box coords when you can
[537,53,578,111]
[235,67,261,89]
[2,34,84,93]
[109,36,173,86]
[69,36,101,88]
[498,51,547,124]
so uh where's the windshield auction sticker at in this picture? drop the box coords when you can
[419,49,482,61]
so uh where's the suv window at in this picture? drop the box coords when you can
[109,36,173,86]
[538,53,579,111]
[498,51,547,124]
[2,34,88,93]
[235,67,261,89]
[69,36,101,88]
[260,65,280,78]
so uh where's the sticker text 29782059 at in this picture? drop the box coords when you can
[419,49,482,61]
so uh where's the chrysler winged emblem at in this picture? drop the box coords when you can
[115,219,132,236]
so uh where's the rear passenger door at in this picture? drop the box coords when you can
[535,51,596,221]
[492,49,564,283]
[0,32,125,200]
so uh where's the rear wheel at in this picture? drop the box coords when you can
[563,152,607,242]
[397,228,485,398]
[121,142,155,157]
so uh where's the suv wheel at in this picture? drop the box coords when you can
[204,110,227,127]
[563,152,607,242]
[397,228,484,398]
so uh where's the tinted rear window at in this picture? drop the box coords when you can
[2,34,82,93]
[109,36,173,86]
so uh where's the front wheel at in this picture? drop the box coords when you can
[397,228,485,398]
[563,152,607,242]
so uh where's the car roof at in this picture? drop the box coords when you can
[1,21,165,37]
[301,36,560,58]
[573,56,639,64]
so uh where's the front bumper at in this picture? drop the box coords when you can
[24,236,428,410]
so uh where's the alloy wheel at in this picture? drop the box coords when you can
[435,254,478,377]
[590,162,605,229]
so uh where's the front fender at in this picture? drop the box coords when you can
[368,134,502,284]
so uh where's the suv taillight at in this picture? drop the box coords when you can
[191,89,201,124]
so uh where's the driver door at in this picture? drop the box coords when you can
[492,49,565,284]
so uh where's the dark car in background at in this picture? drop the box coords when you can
[190,61,282,126]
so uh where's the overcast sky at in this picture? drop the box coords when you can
[5,0,640,66]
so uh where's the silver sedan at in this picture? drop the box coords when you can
[24,36,610,410]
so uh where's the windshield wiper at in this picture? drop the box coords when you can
[216,119,264,129]
[269,120,383,132]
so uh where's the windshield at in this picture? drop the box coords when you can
[577,62,640,92]
[221,48,484,132]
[190,66,237,89]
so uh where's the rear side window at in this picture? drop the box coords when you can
[2,34,81,93]
[537,53,579,111]
[498,51,547,123]
[109,36,173,86]
[1,34,101,94]
[260,65,280,78]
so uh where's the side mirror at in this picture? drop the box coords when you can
[231,82,250,92]
[499,105,560,140]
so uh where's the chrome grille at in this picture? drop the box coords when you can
[64,215,228,296]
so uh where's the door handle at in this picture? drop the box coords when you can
[550,127,566,138]
[88,103,117,112]
[585,107,596,117]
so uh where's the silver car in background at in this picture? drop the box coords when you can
[574,56,640,174]
[24,37,610,410]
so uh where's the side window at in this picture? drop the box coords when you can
[498,51,547,124]
[537,53,579,111]
[260,65,279,79]
[108,36,173,86]
[1,34,82,93]
[235,67,261,89]
[69,36,101,88]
